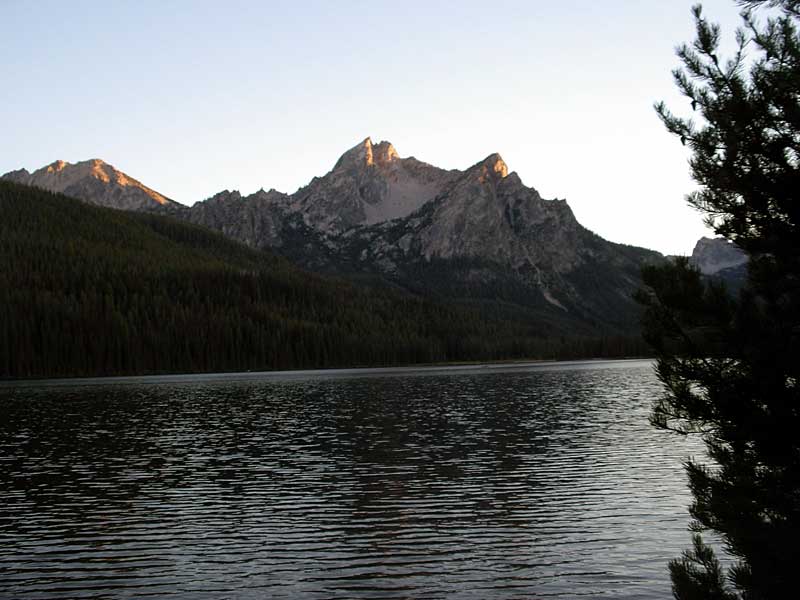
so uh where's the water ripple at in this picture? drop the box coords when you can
[0,360,701,598]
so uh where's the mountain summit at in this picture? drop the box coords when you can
[333,137,399,170]
[290,137,458,231]
[2,159,174,210]
[475,153,509,182]
[689,236,747,275]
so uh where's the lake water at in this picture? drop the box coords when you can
[0,359,702,598]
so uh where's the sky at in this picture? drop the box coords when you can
[1,0,749,255]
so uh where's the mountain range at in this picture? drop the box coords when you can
[3,138,694,338]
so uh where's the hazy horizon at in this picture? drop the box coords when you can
[2,0,747,255]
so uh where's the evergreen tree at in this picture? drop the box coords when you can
[638,1,800,597]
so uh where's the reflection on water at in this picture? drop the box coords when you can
[0,360,699,598]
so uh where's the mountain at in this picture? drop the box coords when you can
[173,188,293,249]
[687,236,748,294]
[5,180,645,378]
[322,152,662,333]
[290,138,459,233]
[3,139,666,337]
[158,137,461,251]
[689,236,747,275]
[2,159,175,211]
[176,139,664,334]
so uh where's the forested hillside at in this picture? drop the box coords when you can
[0,182,647,378]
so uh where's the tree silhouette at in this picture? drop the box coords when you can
[639,1,800,598]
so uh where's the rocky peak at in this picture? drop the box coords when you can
[87,160,121,184]
[2,158,174,209]
[472,153,509,184]
[371,141,399,166]
[292,137,457,232]
[2,168,30,181]
[208,189,243,203]
[333,137,372,170]
[332,137,399,171]
[690,236,747,275]
[46,159,68,173]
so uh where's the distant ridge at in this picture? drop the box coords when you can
[2,159,174,211]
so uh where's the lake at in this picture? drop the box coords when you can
[0,359,702,598]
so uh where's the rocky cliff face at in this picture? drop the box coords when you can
[166,188,291,249]
[321,149,660,331]
[689,236,747,275]
[335,154,582,274]
[289,137,459,233]
[2,159,174,211]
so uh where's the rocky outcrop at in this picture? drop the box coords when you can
[166,188,291,249]
[289,137,459,232]
[2,159,174,211]
[338,153,582,271]
[689,236,747,275]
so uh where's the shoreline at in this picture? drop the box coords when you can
[0,357,654,388]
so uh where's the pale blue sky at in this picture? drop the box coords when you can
[2,0,746,254]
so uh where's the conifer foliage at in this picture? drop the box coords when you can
[639,1,800,598]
